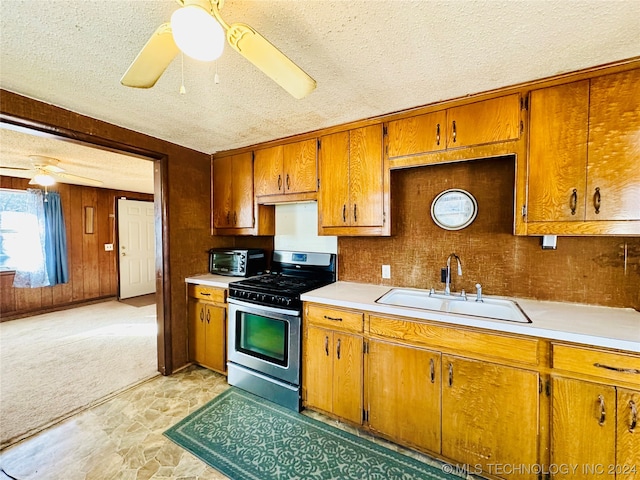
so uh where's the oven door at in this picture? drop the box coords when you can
[227,299,301,386]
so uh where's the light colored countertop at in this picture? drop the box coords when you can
[185,273,238,289]
[301,281,640,353]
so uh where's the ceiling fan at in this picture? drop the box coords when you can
[0,156,103,187]
[121,0,317,99]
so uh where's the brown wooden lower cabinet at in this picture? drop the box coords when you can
[441,355,539,480]
[552,377,640,480]
[187,285,227,374]
[367,339,441,453]
[304,325,363,425]
[302,302,640,480]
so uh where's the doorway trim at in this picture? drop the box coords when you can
[0,113,173,375]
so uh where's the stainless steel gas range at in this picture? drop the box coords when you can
[227,250,336,411]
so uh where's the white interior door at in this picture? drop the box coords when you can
[117,199,155,299]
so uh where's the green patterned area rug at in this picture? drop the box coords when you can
[164,387,462,480]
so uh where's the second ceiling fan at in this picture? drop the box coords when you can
[121,0,316,99]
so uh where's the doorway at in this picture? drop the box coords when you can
[0,116,170,375]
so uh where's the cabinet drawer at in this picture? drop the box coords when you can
[188,284,227,303]
[369,314,539,366]
[552,344,640,386]
[304,303,364,333]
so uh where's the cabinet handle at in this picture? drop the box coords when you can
[436,123,441,146]
[430,358,435,383]
[452,121,457,143]
[336,338,341,360]
[448,363,453,387]
[598,394,606,426]
[200,292,211,296]
[200,309,204,322]
[324,336,329,356]
[629,400,638,433]
[353,204,357,223]
[206,310,210,324]
[593,187,601,214]
[226,211,230,224]
[323,315,343,322]
[278,174,282,191]
[570,189,578,215]
[342,204,347,223]
[286,174,290,190]
[233,211,237,225]
[593,363,640,375]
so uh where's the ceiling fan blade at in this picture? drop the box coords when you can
[53,171,103,187]
[226,23,316,99]
[0,166,32,173]
[121,23,180,88]
[41,164,65,173]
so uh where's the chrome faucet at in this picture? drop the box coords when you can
[475,283,483,302]
[444,253,462,295]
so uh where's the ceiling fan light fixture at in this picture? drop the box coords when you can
[31,173,56,187]
[171,4,225,62]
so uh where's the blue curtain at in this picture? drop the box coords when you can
[43,191,69,285]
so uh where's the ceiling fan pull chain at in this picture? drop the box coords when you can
[214,61,220,85]
[179,53,186,94]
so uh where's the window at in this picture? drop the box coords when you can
[0,189,46,273]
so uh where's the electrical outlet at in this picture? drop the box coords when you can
[104,243,114,251]
[381,265,391,279]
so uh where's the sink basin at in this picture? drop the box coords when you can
[375,288,445,311]
[446,298,531,323]
[376,288,531,323]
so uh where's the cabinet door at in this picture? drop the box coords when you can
[212,157,233,228]
[349,124,384,227]
[304,326,334,413]
[446,94,520,148]
[387,111,447,158]
[230,152,254,228]
[368,340,441,453]
[283,139,317,194]
[551,377,616,480]
[527,81,590,222]
[587,69,640,221]
[442,355,539,480]
[254,145,283,197]
[617,388,640,480]
[188,299,207,365]
[333,332,363,424]
[203,304,226,372]
[318,131,350,227]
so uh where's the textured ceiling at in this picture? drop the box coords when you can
[0,127,155,194]
[1,0,639,191]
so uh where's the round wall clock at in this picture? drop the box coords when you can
[430,189,478,230]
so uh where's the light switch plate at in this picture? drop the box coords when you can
[104,243,114,251]
[382,265,391,279]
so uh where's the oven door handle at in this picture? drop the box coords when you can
[228,298,300,317]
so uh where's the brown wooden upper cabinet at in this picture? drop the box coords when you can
[526,69,640,234]
[317,124,389,236]
[387,94,521,158]
[212,152,254,230]
[254,139,317,199]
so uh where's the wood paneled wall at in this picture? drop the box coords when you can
[338,157,640,310]
[0,176,153,319]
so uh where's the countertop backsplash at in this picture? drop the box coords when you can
[338,157,639,311]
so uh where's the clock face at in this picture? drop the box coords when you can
[430,189,478,231]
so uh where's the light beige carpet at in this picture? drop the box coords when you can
[0,299,159,448]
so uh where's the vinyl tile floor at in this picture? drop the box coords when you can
[0,365,474,480]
